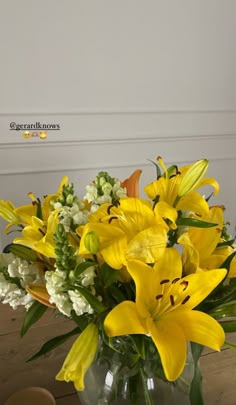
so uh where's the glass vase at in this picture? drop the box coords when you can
[77,337,195,405]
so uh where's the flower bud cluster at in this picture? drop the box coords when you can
[0,253,43,309]
[84,171,126,212]
[52,183,88,231]
[54,223,76,272]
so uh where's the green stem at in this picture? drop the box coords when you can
[139,367,155,405]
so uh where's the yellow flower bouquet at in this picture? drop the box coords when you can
[0,157,236,405]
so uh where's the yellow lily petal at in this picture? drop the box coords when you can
[56,323,98,391]
[164,310,225,352]
[154,201,178,229]
[187,206,224,260]
[79,223,127,269]
[178,232,200,274]
[176,191,209,216]
[0,200,20,222]
[147,317,187,381]
[5,221,26,235]
[104,301,148,337]
[168,269,227,310]
[15,204,37,224]
[197,177,220,195]
[57,176,69,195]
[127,225,167,263]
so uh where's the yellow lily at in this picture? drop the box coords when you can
[178,206,233,275]
[15,176,69,223]
[104,248,226,381]
[78,198,168,269]
[144,157,219,221]
[13,210,59,258]
[56,323,98,391]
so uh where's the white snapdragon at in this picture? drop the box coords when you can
[45,265,96,318]
[84,184,98,203]
[113,182,127,199]
[8,256,42,287]
[68,290,94,316]
[0,253,43,310]
[84,172,127,212]
[0,274,32,309]
[57,202,89,231]
[45,269,72,317]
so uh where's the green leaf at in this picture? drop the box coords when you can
[176,217,217,228]
[9,244,38,262]
[147,159,161,179]
[74,261,95,279]
[224,341,236,349]
[21,301,48,337]
[107,284,126,304]
[217,239,235,248]
[100,263,121,288]
[75,286,106,313]
[219,250,236,271]
[220,321,236,333]
[27,326,81,362]
[70,311,93,330]
[209,300,236,319]
[190,343,204,405]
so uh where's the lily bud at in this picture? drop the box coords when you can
[84,231,100,254]
[178,159,208,198]
[56,323,99,391]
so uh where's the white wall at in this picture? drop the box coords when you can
[0,0,236,248]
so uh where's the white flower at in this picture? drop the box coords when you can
[0,253,43,310]
[101,182,113,195]
[45,269,73,316]
[113,182,127,199]
[45,264,96,317]
[7,257,42,287]
[68,290,94,316]
[58,203,88,231]
[81,267,96,287]
[84,184,98,203]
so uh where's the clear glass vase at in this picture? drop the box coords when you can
[78,337,195,405]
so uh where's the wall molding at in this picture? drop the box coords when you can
[1,110,236,144]
[0,132,236,150]
[1,134,236,176]
[1,109,236,116]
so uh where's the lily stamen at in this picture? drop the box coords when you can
[181,295,191,305]
[172,277,180,284]
[160,279,170,285]
[180,280,189,291]
[108,216,118,224]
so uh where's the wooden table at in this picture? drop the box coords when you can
[1,304,236,404]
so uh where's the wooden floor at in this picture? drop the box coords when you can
[1,304,236,405]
